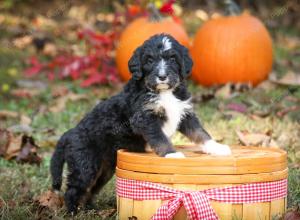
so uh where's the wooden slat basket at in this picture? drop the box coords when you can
[116,146,287,220]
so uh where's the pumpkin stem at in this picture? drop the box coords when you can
[224,0,241,16]
[147,3,163,22]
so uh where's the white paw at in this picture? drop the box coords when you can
[165,152,185,158]
[201,140,232,156]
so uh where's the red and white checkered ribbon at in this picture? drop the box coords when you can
[116,177,287,220]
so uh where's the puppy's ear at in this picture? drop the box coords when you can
[128,47,143,80]
[180,46,193,78]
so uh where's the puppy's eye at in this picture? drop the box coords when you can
[147,57,154,64]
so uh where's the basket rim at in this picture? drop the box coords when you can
[116,167,288,184]
[117,145,287,175]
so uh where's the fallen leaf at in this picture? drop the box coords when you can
[24,65,43,77]
[215,84,232,99]
[256,80,276,91]
[13,35,33,49]
[270,71,300,86]
[195,9,209,21]
[49,92,87,113]
[192,91,215,103]
[51,85,69,98]
[42,43,57,57]
[277,34,300,50]
[0,129,10,156]
[38,135,60,148]
[20,114,32,125]
[284,208,300,220]
[11,88,41,98]
[5,133,22,159]
[0,110,18,119]
[16,80,47,90]
[16,135,41,164]
[277,105,300,117]
[97,208,116,218]
[35,190,64,211]
[215,83,251,99]
[0,110,32,126]
[8,124,33,134]
[0,130,41,164]
[226,103,248,113]
[236,130,279,147]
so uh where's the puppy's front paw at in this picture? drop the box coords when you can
[201,140,232,156]
[165,152,185,158]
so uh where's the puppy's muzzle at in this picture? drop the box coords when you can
[156,75,170,90]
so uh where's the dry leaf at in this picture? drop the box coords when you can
[38,135,59,148]
[36,190,64,211]
[277,35,300,50]
[16,80,47,90]
[0,130,41,164]
[226,103,248,113]
[270,71,300,86]
[8,124,33,134]
[284,208,300,220]
[13,35,33,49]
[51,85,69,98]
[49,92,87,113]
[256,80,276,91]
[5,133,23,160]
[0,129,10,156]
[97,208,116,218]
[0,110,18,118]
[16,136,41,164]
[11,88,41,98]
[20,114,32,125]
[215,84,232,99]
[236,130,279,147]
[277,106,300,117]
[42,43,57,56]
[0,110,32,126]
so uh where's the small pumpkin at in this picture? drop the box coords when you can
[190,12,273,86]
[116,5,189,81]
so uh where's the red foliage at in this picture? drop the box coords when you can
[159,0,175,15]
[24,28,120,87]
[24,1,178,87]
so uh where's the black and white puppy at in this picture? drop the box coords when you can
[50,34,231,213]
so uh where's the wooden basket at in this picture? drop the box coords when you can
[116,146,287,220]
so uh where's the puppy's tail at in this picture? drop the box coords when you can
[50,136,66,191]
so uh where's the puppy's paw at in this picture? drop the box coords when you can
[201,140,231,156]
[165,152,185,158]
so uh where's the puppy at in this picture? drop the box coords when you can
[50,34,231,213]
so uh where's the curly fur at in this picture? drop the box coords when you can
[50,34,214,213]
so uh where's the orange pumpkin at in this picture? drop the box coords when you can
[190,13,273,86]
[116,16,189,81]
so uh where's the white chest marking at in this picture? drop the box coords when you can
[156,90,192,138]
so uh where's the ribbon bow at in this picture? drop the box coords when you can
[152,191,218,220]
[116,178,287,220]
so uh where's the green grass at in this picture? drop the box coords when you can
[0,156,116,220]
[0,8,299,219]
[0,82,299,219]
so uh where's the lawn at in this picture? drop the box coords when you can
[0,1,299,219]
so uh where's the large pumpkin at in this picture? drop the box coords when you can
[116,17,189,81]
[190,13,273,86]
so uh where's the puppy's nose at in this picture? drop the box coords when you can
[158,75,167,81]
